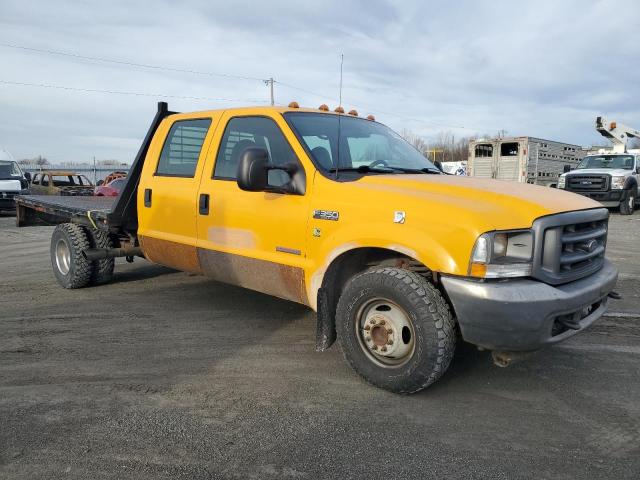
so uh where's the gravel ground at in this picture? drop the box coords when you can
[0,212,639,479]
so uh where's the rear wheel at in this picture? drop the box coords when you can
[620,189,635,215]
[83,227,115,285]
[336,267,456,394]
[51,223,92,289]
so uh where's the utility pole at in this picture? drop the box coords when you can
[264,77,274,105]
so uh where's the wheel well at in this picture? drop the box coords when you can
[315,247,432,351]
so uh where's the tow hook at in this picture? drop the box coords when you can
[491,350,533,368]
[608,291,622,300]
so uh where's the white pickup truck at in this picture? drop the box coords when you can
[0,150,30,212]
[558,118,640,215]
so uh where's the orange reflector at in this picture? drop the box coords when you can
[319,104,329,111]
[348,109,358,116]
[610,121,617,130]
[334,106,345,114]
[288,101,300,108]
[366,114,375,121]
[469,263,487,278]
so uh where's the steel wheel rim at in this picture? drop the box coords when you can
[355,298,416,368]
[55,239,71,275]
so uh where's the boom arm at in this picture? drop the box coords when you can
[596,116,640,153]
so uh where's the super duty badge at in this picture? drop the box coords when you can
[313,209,339,221]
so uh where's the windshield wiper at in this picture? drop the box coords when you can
[333,165,396,174]
[333,165,442,175]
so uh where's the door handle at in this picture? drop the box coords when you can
[144,188,152,207]
[199,193,209,215]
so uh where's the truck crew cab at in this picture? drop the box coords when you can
[16,102,619,394]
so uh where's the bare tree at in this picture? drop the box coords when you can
[35,155,49,166]
[401,129,429,155]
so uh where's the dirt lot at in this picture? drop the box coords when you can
[1,212,639,479]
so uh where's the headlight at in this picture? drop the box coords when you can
[611,176,625,190]
[558,176,566,189]
[469,230,533,279]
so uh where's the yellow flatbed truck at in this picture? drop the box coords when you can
[16,102,619,393]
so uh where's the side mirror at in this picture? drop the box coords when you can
[23,171,31,183]
[563,164,572,173]
[237,147,270,192]
[636,166,640,175]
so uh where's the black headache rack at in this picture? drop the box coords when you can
[16,102,177,234]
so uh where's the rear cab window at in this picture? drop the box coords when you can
[156,119,212,177]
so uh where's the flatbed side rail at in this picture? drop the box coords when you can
[107,101,177,233]
[16,195,114,228]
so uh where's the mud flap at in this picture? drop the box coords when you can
[315,287,336,351]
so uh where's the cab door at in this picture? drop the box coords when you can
[137,114,220,273]
[196,112,311,304]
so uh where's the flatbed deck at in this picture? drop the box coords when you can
[16,195,116,229]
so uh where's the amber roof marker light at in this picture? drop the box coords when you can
[288,101,300,108]
[366,114,376,121]
[348,110,358,116]
[319,104,329,111]
[334,106,345,114]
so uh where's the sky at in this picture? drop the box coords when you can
[0,0,638,163]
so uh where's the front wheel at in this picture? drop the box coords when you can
[620,189,636,215]
[336,267,456,394]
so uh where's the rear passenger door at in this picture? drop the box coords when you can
[137,114,220,273]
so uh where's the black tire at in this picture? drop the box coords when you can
[336,267,456,394]
[83,227,115,285]
[50,223,92,289]
[620,189,635,215]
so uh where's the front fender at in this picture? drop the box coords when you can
[304,222,471,311]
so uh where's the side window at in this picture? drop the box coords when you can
[51,175,72,187]
[156,119,212,177]
[214,116,299,187]
[32,174,40,184]
[500,142,519,156]
[475,144,493,158]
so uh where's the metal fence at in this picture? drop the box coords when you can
[22,166,130,184]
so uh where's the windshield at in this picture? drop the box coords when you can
[0,160,22,179]
[109,178,126,189]
[576,155,635,170]
[285,112,438,175]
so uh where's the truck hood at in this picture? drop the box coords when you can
[355,174,602,231]
[564,168,631,177]
[0,179,22,192]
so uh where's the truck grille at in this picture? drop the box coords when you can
[566,174,609,192]
[532,209,608,285]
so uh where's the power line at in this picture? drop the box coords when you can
[0,42,267,82]
[2,41,483,131]
[0,80,267,103]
